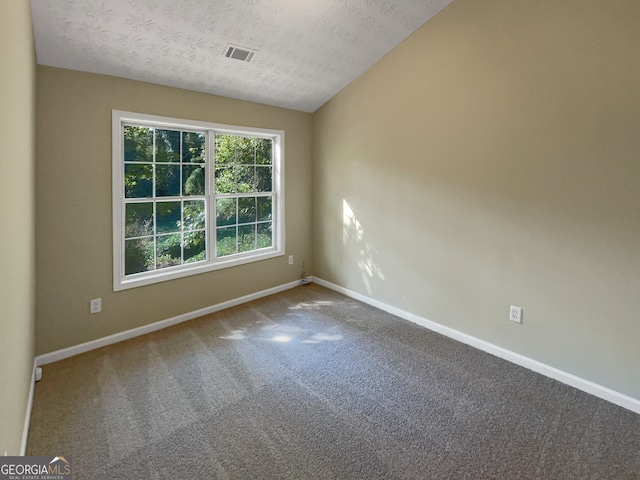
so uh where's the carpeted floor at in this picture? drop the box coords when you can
[27,284,640,479]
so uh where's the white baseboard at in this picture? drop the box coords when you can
[20,359,37,456]
[310,276,640,415]
[36,279,302,367]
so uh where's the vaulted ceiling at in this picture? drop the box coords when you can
[30,0,453,112]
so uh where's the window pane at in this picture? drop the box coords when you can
[215,167,235,193]
[157,201,181,233]
[257,196,272,221]
[238,197,256,224]
[182,131,205,163]
[183,200,205,230]
[236,165,256,193]
[216,227,236,257]
[215,134,235,164]
[238,224,256,253]
[156,234,181,269]
[156,129,180,162]
[125,237,154,275]
[257,222,273,248]
[256,166,272,192]
[124,126,154,162]
[156,164,180,197]
[216,198,236,226]
[183,165,205,195]
[184,231,206,264]
[236,136,254,165]
[125,202,153,238]
[255,138,272,165]
[124,164,153,198]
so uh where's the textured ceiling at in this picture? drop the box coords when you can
[30,0,453,112]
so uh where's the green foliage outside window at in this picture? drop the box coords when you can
[213,134,273,257]
[123,126,207,275]
[123,126,274,276]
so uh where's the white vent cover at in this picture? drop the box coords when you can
[224,44,257,62]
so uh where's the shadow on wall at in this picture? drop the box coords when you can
[342,199,385,296]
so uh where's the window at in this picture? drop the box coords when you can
[112,111,284,291]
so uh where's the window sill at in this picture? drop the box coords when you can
[114,248,283,291]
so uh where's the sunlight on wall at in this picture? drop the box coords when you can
[342,199,385,295]
[343,199,364,244]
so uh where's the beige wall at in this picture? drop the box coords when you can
[36,66,313,355]
[21,0,640,427]
[0,0,37,455]
[313,0,640,399]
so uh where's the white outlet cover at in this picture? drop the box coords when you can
[510,305,522,324]
[90,298,102,314]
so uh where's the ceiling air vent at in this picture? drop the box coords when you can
[224,44,257,63]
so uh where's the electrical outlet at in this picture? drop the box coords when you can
[288,255,294,265]
[90,298,102,314]
[510,305,522,324]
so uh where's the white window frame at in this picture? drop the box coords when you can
[112,110,285,291]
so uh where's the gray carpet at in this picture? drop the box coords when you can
[27,284,640,479]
